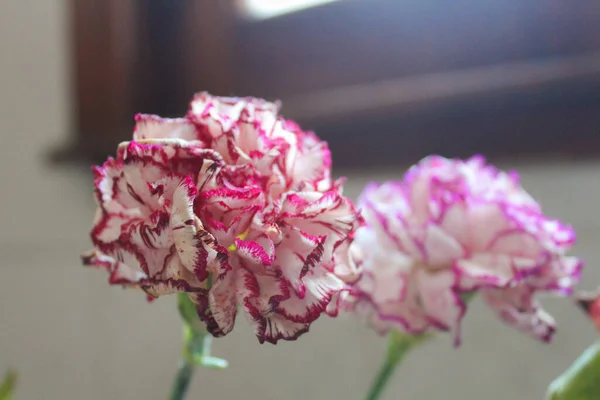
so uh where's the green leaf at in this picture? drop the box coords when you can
[547,341,600,399]
[0,370,17,400]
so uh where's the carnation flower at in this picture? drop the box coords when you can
[576,288,600,330]
[347,155,581,345]
[83,93,360,344]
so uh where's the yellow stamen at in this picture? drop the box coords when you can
[227,230,249,252]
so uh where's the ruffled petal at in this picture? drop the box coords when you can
[275,228,324,297]
[415,269,465,343]
[235,235,275,268]
[423,224,464,267]
[482,286,556,342]
[288,129,332,190]
[133,114,200,142]
[277,266,345,323]
[467,202,512,251]
[236,270,304,344]
[82,250,147,285]
[188,91,279,135]
[453,253,531,291]
[206,269,237,337]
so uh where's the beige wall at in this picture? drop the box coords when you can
[0,0,75,244]
[1,1,599,399]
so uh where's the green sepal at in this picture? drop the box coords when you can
[181,324,228,370]
[547,341,600,399]
[177,292,205,332]
[177,293,228,369]
[460,291,477,303]
[189,354,228,370]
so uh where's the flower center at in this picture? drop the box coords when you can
[226,230,249,253]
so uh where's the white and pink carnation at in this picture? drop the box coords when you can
[83,93,361,344]
[347,155,581,345]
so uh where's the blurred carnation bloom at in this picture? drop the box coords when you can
[346,155,581,345]
[83,92,361,344]
[576,288,600,330]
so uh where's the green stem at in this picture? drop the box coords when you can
[169,294,228,400]
[169,326,203,400]
[365,331,427,400]
[169,358,195,400]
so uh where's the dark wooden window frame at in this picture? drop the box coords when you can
[57,0,600,167]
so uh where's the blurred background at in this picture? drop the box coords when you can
[2,0,600,399]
